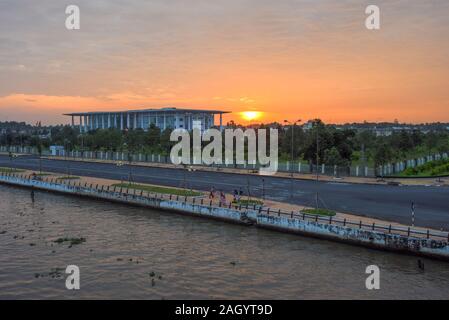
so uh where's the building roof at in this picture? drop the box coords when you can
[64,107,230,116]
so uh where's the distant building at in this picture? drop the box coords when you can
[49,145,64,156]
[302,120,315,131]
[64,108,229,133]
[373,127,393,137]
[38,133,51,140]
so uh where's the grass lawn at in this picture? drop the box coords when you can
[398,159,449,177]
[0,167,25,173]
[232,199,264,206]
[56,176,81,180]
[112,183,202,197]
[302,208,336,217]
[35,172,52,176]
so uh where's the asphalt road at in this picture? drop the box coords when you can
[1,155,449,230]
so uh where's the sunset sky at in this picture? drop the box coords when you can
[0,0,448,125]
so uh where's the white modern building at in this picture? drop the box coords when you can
[65,108,229,133]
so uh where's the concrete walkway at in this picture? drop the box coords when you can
[3,154,449,230]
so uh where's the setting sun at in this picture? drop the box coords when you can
[241,111,262,122]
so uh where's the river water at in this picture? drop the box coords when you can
[0,184,448,299]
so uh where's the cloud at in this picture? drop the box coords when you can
[0,0,448,123]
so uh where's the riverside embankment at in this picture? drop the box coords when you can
[1,172,449,261]
[3,154,449,230]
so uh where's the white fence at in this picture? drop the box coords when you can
[1,145,447,178]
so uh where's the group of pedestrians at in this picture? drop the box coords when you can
[233,188,244,202]
[209,187,227,204]
[208,187,244,205]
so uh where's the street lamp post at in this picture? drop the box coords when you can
[127,153,133,185]
[284,119,301,199]
[262,178,265,200]
[64,139,71,177]
[182,164,188,191]
[315,124,320,209]
[80,134,84,160]
[116,161,124,184]
[37,141,43,174]
[9,152,15,171]
[246,174,251,201]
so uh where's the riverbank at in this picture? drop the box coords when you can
[1,170,448,261]
[0,168,440,233]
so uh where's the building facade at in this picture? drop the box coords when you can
[65,108,229,133]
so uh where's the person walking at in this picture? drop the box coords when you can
[233,189,238,202]
[209,187,215,199]
[220,191,226,205]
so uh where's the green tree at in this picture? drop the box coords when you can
[147,124,161,147]
[303,120,334,165]
[124,129,145,153]
[324,147,344,166]
[160,128,173,155]
[374,143,393,167]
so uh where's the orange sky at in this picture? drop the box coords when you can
[0,1,448,125]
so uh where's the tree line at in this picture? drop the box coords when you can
[2,120,449,167]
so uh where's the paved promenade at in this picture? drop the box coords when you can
[3,168,447,241]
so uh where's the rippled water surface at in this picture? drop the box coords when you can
[1,185,449,299]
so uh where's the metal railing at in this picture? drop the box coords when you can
[1,171,448,242]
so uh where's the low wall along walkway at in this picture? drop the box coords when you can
[1,173,449,261]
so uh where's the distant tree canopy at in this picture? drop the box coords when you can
[2,120,449,166]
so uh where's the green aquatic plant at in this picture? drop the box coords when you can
[53,237,86,246]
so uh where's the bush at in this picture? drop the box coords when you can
[401,159,449,177]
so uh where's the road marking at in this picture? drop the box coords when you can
[326,182,350,186]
